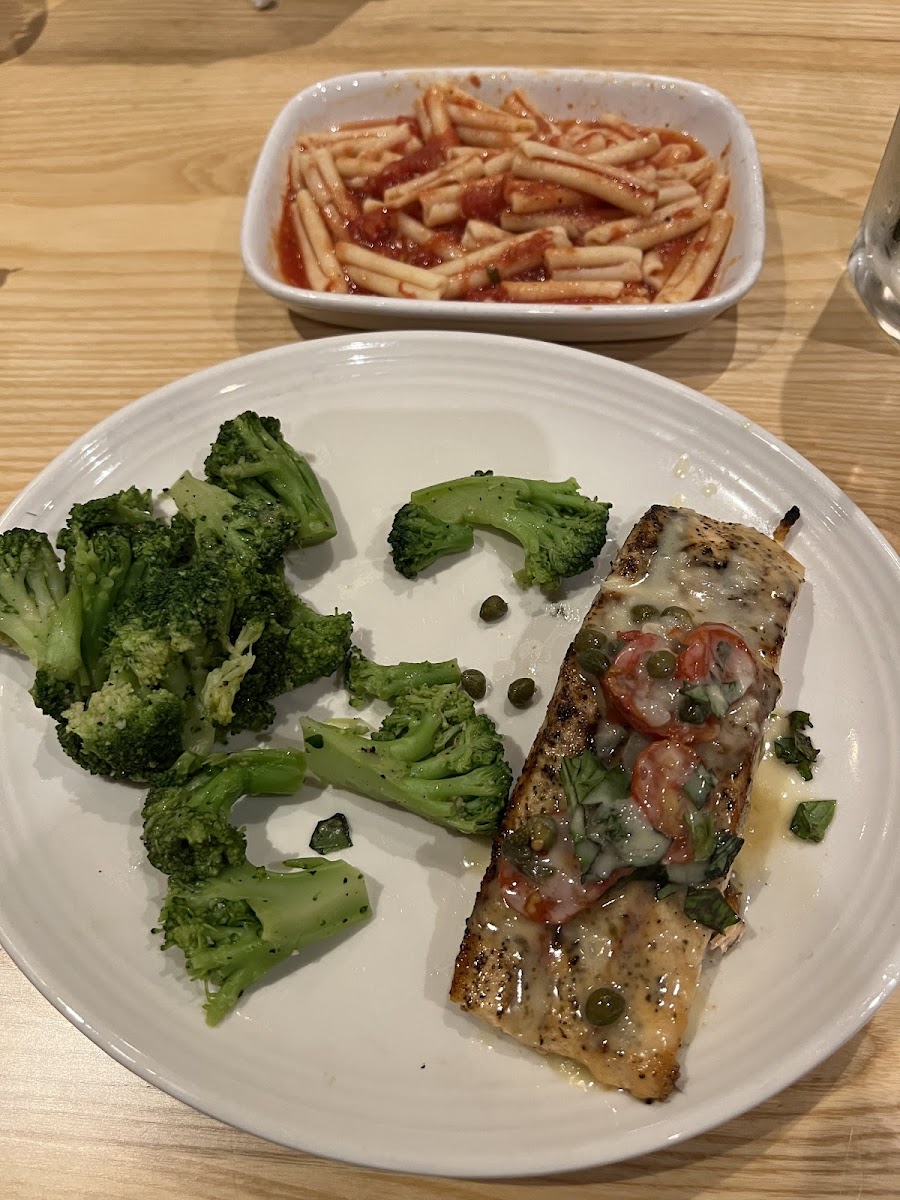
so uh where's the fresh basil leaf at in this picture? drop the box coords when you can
[561,752,628,808]
[774,711,821,781]
[683,763,714,807]
[705,831,744,880]
[629,863,669,885]
[789,799,836,843]
[684,886,740,933]
[684,808,715,861]
[656,882,680,900]
[560,751,609,808]
[309,813,353,855]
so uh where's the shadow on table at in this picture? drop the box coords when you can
[232,182,789,399]
[778,271,899,528]
[0,0,47,63]
[6,0,371,66]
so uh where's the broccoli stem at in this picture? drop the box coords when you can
[301,716,505,835]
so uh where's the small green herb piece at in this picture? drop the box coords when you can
[789,799,836,843]
[460,668,487,700]
[773,710,820,781]
[684,809,715,861]
[656,882,680,900]
[485,265,501,286]
[309,813,353,855]
[479,594,508,622]
[683,763,715,808]
[583,986,626,1026]
[705,831,744,880]
[560,751,627,808]
[683,886,740,933]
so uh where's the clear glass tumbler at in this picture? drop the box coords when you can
[847,108,900,341]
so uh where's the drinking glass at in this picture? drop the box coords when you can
[847,108,900,341]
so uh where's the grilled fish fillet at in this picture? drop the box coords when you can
[450,505,804,1100]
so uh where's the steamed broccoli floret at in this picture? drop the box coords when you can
[44,488,192,707]
[388,472,611,590]
[167,471,299,575]
[142,747,307,882]
[54,555,250,778]
[158,856,371,1024]
[345,645,461,708]
[0,528,86,713]
[387,504,474,578]
[301,683,511,835]
[58,678,185,780]
[204,411,336,548]
[227,578,353,735]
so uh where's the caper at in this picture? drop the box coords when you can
[583,987,626,1027]
[573,626,607,656]
[630,603,659,624]
[662,605,693,626]
[479,594,508,622]
[646,649,677,679]
[524,814,558,853]
[508,677,536,708]
[460,668,487,700]
[577,648,610,678]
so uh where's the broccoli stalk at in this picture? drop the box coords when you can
[158,857,371,1025]
[0,527,84,684]
[141,747,307,882]
[345,645,461,708]
[204,411,337,547]
[301,683,511,836]
[388,471,611,590]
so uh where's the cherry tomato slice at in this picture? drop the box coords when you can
[601,631,717,742]
[631,739,703,844]
[497,854,628,925]
[677,623,757,695]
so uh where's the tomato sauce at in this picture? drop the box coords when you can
[275,93,731,305]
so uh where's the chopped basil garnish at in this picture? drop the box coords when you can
[683,763,714,807]
[773,710,820,781]
[560,751,617,807]
[705,831,744,880]
[486,265,501,286]
[683,886,740,933]
[309,813,352,855]
[789,799,836,843]
[681,680,743,719]
[656,882,680,900]
[684,808,715,861]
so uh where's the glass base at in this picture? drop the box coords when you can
[848,243,900,342]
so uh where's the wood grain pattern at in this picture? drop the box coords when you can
[2,2,900,1196]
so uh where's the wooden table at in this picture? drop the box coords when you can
[2,2,899,1196]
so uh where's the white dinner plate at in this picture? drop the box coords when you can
[1,332,898,1177]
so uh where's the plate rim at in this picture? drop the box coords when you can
[1,330,899,1177]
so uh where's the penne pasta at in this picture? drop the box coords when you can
[275,80,733,307]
